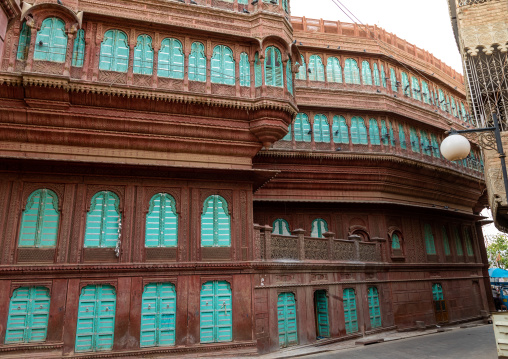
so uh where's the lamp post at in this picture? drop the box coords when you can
[440,112,508,197]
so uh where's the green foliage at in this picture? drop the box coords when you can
[486,234,508,269]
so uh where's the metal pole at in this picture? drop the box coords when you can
[492,112,508,202]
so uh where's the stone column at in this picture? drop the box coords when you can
[292,228,306,260]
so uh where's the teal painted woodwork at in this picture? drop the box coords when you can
[326,57,342,83]
[200,281,232,343]
[5,287,50,344]
[381,65,386,87]
[211,45,235,85]
[373,63,380,86]
[445,96,451,113]
[453,227,464,255]
[239,52,250,87]
[140,283,176,347]
[390,68,397,92]
[189,42,206,82]
[368,287,382,329]
[315,291,329,338]
[409,127,420,153]
[391,233,401,249]
[431,134,440,158]
[296,55,306,80]
[438,89,446,111]
[133,35,153,75]
[282,124,292,141]
[145,193,178,248]
[238,0,248,3]
[158,38,184,79]
[286,59,293,95]
[75,285,116,352]
[398,124,407,149]
[369,119,380,145]
[282,0,289,12]
[421,130,431,156]
[344,58,360,84]
[361,61,372,85]
[17,22,31,60]
[380,120,388,145]
[277,292,298,348]
[99,30,129,72]
[313,114,331,143]
[411,76,421,101]
[201,195,230,247]
[84,191,121,248]
[265,46,283,87]
[308,55,324,82]
[350,117,368,145]
[401,72,410,96]
[451,98,458,117]
[72,29,85,67]
[432,283,444,301]
[294,113,311,142]
[461,103,467,122]
[34,17,67,62]
[421,81,431,104]
[311,218,328,238]
[389,122,395,146]
[442,227,451,256]
[255,52,262,87]
[332,116,349,144]
[424,224,436,255]
[343,288,358,334]
[19,189,59,248]
[464,229,474,256]
[272,219,291,236]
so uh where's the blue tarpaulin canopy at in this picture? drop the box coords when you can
[489,267,508,278]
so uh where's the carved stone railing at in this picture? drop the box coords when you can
[458,0,493,7]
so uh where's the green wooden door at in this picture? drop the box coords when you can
[140,283,176,347]
[277,292,298,348]
[343,288,358,334]
[315,291,330,338]
[368,287,382,329]
[432,283,448,323]
[200,281,232,343]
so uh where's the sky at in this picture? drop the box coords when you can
[291,0,464,72]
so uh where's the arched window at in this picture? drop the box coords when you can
[189,42,206,82]
[464,229,474,256]
[442,227,451,256]
[17,21,31,60]
[453,227,464,256]
[421,81,431,104]
[272,219,291,236]
[311,218,328,238]
[99,30,129,72]
[18,189,59,248]
[5,287,50,343]
[391,233,401,249]
[389,122,395,146]
[145,193,178,248]
[282,125,292,141]
[438,89,446,111]
[369,119,380,145]
[294,113,311,142]
[367,287,381,329]
[373,63,380,86]
[34,17,67,62]
[286,58,293,95]
[461,103,467,122]
[72,29,85,67]
[313,114,331,143]
[411,76,421,101]
[380,120,388,145]
[326,57,342,83]
[390,68,398,92]
[282,0,289,12]
[133,34,154,75]
[201,195,230,247]
[343,288,358,334]
[239,52,250,87]
[140,283,176,347]
[296,55,306,80]
[308,54,324,81]
[409,127,420,153]
[420,130,431,156]
[451,98,458,117]
[398,124,407,149]
[200,281,232,343]
[432,283,444,301]
[211,45,235,85]
[424,224,436,255]
[158,38,184,79]
[265,46,283,87]
[254,52,262,87]
[278,292,298,348]
[344,59,360,84]
[445,95,451,113]
[431,134,440,158]
[350,117,368,145]
[332,115,349,144]
[401,72,410,96]
[361,61,372,85]
[84,191,121,248]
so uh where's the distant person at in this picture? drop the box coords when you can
[493,287,501,311]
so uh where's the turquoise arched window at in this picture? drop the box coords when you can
[399,124,406,149]
[5,287,50,344]
[272,219,291,236]
[286,59,293,95]
[344,58,360,84]
[442,227,451,256]
[361,61,372,85]
[369,119,380,145]
[351,117,368,145]
[84,191,121,248]
[454,227,464,256]
[409,127,420,153]
[158,38,184,79]
[311,218,328,238]
[421,81,431,104]
[17,21,31,60]
[296,55,306,80]
[411,76,421,101]
[424,224,436,255]
[265,46,283,87]
[373,63,380,86]
[391,233,401,249]
[431,134,440,158]
[445,96,451,113]
[332,115,349,144]
[380,120,388,145]
[133,35,153,75]
[438,89,446,111]
[451,98,458,117]
[308,54,324,82]
[421,130,431,156]
[380,65,387,87]
[201,195,230,247]
[313,114,331,143]
[239,52,250,87]
[188,42,206,82]
[99,30,129,72]
[254,52,262,87]
[72,29,85,67]
[294,113,311,142]
[389,122,395,146]
[282,125,292,141]
[34,17,67,62]
[326,57,342,83]
[145,193,178,248]
[211,45,235,85]
[18,189,59,248]
[390,68,398,92]
[200,281,232,343]
[140,283,176,347]
[401,72,410,96]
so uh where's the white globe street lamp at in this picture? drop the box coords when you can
[440,134,471,161]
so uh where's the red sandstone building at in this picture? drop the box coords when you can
[0,0,493,357]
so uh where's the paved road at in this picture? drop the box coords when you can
[306,325,497,359]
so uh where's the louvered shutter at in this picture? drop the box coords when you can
[309,55,324,82]
[189,42,206,82]
[350,118,359,144]
[343,289,358,334]
[84,192,120,248]
[19,189,59,247]
[50,18,67,62]
[389,122,395,146]
[296,55,306,80]
[17,22,31,60]
[201,195,231,247]
[390,68,397,92]
[274,48,283,87]
[145,194,178,248]
[465,230,474,256]
[99,30,114,70]
[399,124,406,149]
[311,219,327,238]
[199,281,215,343]
[39,189,59,247]
[75,286,97,352]
[294,116,302,142]
[368,287,382,329]
[302,115,311,142]
[432,284,444,301]
[362,61,372,85]
[239,52,250,87]
[159,283,177,345]
[141,283,176,347]
[216,196,231,247]
[223,46,235,85]
[255,52,262,87]
[424,224,436,254]
[358,118,368,144]
[277,293,298,348]
[373,63,380,86]
[172,39,184,79]
[200,281,232,343]
[286,59,293,94]
[454,227,464,255]
[72,29,85,67]
[140,283,158,347]
[201,196,215,247]
[391,233,401,249]
[380,120,388,145]
[216,281,233,342]
[96,285,116,351]
[369,119,380,145]
[314,114,330,143]
[381,65,387,87]
[34,18,51,61]
[344,59,352,84]
[113,31,129,72]
[327,57,342,83]
[265,47,273,86]
[133,35,153,75]
[315,291,329,337]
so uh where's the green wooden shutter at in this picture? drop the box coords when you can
[314,114,330,143]
[296,55,306,80]
[99,30,129,72]
[140,283,176,347]
[422,81,430,104]
[158,38,184,79]
[424,224,436,255]
[19,189,59,248]
[380,120,388,145]
[34,17,67,62]
[145,193,178,248]
[5,287,50,344]
[239,52,250,87]
[390,68,397,92]
[432,284,444,301]
[430,134,440,158]
[72,29,85,67]
[282,0,289,12]
[315,291,330,338]
[373,63,380,86]
[410,127,420,153]
[211,45,235,85]
[389,122,395,146]
[391,233,401,249]
[451,98,458,117]
[309,55,324,82]
[200,281,232,343]
[438,89,446,111]
[381,65,387,87]
[311,219,328,238]
[75,285,116,352]
[272,219,291,236]
[345,58,360,84]
[442,227,451,256]
[399,124,406,149]
[286,59,293,95]
[294,113,311,142]
[223,46,235,86]
[254,52,262,87]
[265,47,283,87]
[368,287,382,329]
[351,117,359,144]
[453,227,464,256]
[411,76,421,100]
[277,292,298,348]
[421,130,431,156]
[17,22,31,60]
[362,61,372,85]
[201,195,231,247]
[189,42,206,82]
[332,116,349,144]
[84,191,120,248]
[99,30,114,70]
[327,57,342,83]
[464,229,474,256]
[401,72,410,96]
[343,288,358,334]
[282,124,292,141]
[133,35,154,75]
[369,119,380,145]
